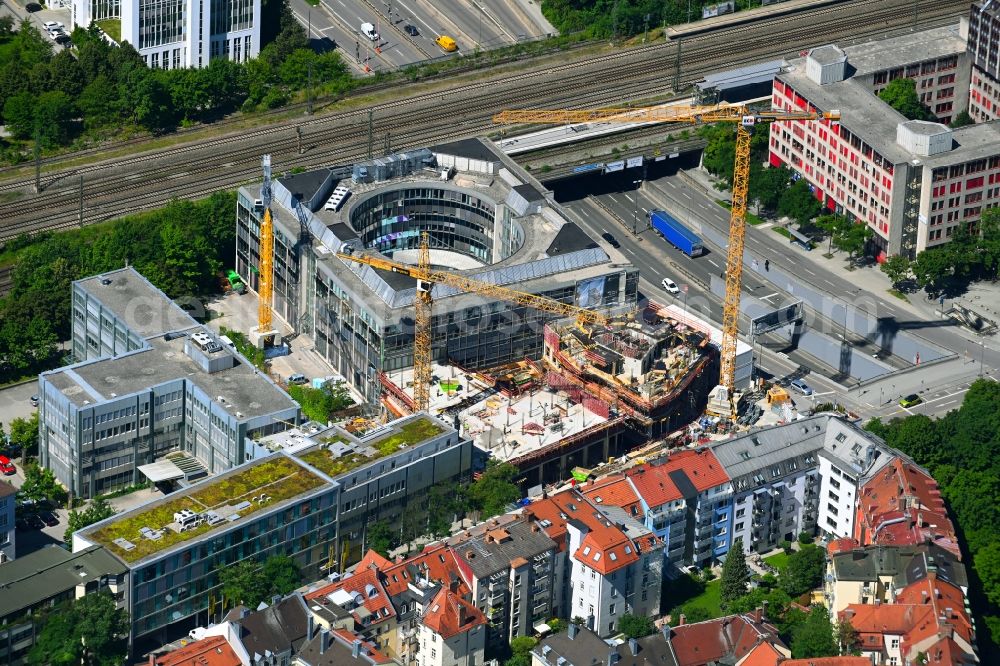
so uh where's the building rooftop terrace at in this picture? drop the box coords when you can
[79,455,326,564]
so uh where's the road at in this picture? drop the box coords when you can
[0,0,969,241]
[557,170,999,420]
[0,380,37,426]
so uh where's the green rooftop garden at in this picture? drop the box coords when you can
[94,19,121,43]
[90,456,324,562]
[299,416,445,479]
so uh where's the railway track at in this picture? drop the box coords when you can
[0,0,968,242]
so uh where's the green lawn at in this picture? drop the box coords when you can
[95,18,121,43]
[716,200,766,226]
[764,551,790,570]
[772,226,792,239]
[662,574,723,620]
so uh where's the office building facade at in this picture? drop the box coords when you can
[0,484,13,565]
[969,0,1000,122]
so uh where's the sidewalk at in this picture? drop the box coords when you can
[679,167,1000,354]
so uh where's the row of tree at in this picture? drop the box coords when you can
[540,0,760,40]
[0,191,236,383]
[879,208,1000,295]
[865,379,1000,661]
[0,0,351,157]
[366,460,522,557]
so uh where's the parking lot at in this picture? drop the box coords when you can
[289,0,557,74]
[2,0,73,51]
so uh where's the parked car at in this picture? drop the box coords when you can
[789,378,813,396]
[26,514,45,530]
[25,2,42,11]
[55,34,72,45]
[661,277,680,294]
[899,393,922,408]
[15,516,29,531]
[30,394,39,407]
[38,511,59,527]
[403,24,418,36]
[601,232,620,249]
[0,456,14,476]
[42,21,63,31]
[46,28,65,40]
[287,373,308,385]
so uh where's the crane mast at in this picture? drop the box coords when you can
[493,103,840,416]
[256,155,275,343]
[338,234,611,413]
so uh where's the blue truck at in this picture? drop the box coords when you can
[649,210,704,257]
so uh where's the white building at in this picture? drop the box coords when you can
[71,0,259,68]
[417,588,486,666]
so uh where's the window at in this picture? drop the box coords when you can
[609,603,616,615]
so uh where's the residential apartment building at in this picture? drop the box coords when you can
[71,412,471,651]
[769,28,1000,258]
[71,0,259,69]
[449,514,561,650]
[529,489,663,638]
[968,0,1000,121]
[623,448,732,571]
[416,588,486,666]
[0,545,127,665]
[854,458,960,557]
[39,267,299,498]
[0,483,14,564]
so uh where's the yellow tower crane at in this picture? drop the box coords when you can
[251,154,277,348]
[493,103,840,416]
[337,232,611,413]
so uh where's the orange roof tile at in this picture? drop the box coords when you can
[421,587,488,640]
[827,537,860,556]
[380,543,470,598]
[626,448,729,509]
[151,636,241,666]
[894,576,974,644]
[305,567,396,626]
[582,474,642,517]
[667,614,783,666]
[739,640,785,666]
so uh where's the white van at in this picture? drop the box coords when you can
[361,22,379,42]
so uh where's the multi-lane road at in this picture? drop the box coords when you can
[0,0,970,242]
[557,171,999,419]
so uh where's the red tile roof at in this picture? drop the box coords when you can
[528,489,657,575]
[666,614,784,666]
[625,448,729,509]
[151,636,241,666]
[739,641,785,666]
[305,567,396,626]
[582,474,642,517]
[855,459,959,557]
[826,537,860,556]
[420,587,487,640]
[380,544,470,598]
[894,576,974,645]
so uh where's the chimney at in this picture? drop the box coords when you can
[678,614,686,626]
[319,629,330,655]
[568,623,579,640]
[532,523,541,532]
[762,599,769,620]
[352,639,362,658]
[307,615,315,641]
[271,594,281,606]
[149,655,156,666]
[751,607,762,623]
[628,638,639,655]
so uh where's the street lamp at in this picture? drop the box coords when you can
[631,179,643,235]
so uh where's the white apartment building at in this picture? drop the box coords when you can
[417,588,486,666]
[71,0,259,68]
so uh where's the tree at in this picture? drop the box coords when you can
[912,247,955,294]
[366,520,394,558]
[721,538,751,606]
[831,220,872,263]
[218,560,271,607]
[64,497,116,547]
[77,75,121,130]
[797,531,813,545]
[790,605,839,659]
[20,463,67,505]
[8,411,39,458]
[505,636,537,666]
[751,165,791,213]
[427,481,466,537]
[880,255,913,288]
[781,544,825,597]
[837,618,862,655]
[619,613,655,638]
[465,460,521,519]
[950,110,974,128]
[262,555,302,596]
[878,78,934,121]
[28,591,128,666]
[777,179,822,225]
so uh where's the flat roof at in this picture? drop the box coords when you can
[75,267,192,338]
[0,545,127,619]
[292,414,448,479]
[45,328,295,418]
[838,24,966,77]
[278,168,332,203]
[79,454,328,565]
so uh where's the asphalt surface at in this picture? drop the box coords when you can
[557,171,999,420]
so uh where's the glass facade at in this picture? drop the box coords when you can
[137,0,185,48]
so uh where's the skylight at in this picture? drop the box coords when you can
[609,552,617,561]
[624,545,632,554]
[593,552,602,561]
[582,546,591,555]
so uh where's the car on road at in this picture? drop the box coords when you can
[31,394,39,407]
[789,378,813,396]
[435,35,457,52]
[0,456,14,476]
[899,393,922,408]
[661,277,680,294]
[25,2,42,10]
[403,24,419,36]
[38,511,59,527]
[601,232,620,248]
[360,22,379,42]
[287,373,308,385]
